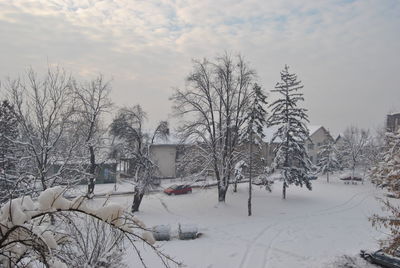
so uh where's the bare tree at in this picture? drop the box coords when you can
[337,126,371,182]
[73,75,113,197]
[171,53,258,202]
[110,105,169,212]
[56,214,125,267]
[6,67,77,192]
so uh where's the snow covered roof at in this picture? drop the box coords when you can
[263,125,281,143]
[152,133,187,145]
[308,125,323,137]
[262,125,326,143]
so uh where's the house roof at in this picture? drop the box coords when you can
[308,125,323,136]
[262,125,329,143]
[152,133,189,145]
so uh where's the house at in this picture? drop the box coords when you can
[150,144,177,178]
[263,125,334,166]
[126,125,334,179]
[387,112,400,133]
[48,160,118,184]
[305,126,335,165]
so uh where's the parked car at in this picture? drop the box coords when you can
[164,184,192,195]
[360,249,400,268]
[307,175,318,181]
[340,176,363,184]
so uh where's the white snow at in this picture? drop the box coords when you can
[94,203,124,225]
[103,174,386,267]
[0,196,35,226]
[142,231,156,245]
[38,186,71,211]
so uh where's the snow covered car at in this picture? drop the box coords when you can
[360,249,400,268]
[164,184,192,195]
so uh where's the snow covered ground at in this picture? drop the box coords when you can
[91,175,385,267]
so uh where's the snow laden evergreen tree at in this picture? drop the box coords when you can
[245,83,268,216]
[370,129,400,253]
[317,141,341,183]
[0,100,21,203]
[267,65,311,199]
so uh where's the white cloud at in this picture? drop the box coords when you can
[0,0,399,132]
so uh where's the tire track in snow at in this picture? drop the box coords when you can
[238,222,278,268]
[158,197,176,215]
[310,191,374,217]
[311,190,374,215]
[238,190,375,268]
[262,229,284,268]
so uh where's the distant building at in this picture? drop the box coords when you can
[305,126,335,165]
[150,144,178,178]
[263,125,334,166]
[122,126,335,179]
[49,161,118,184]
[387,113,400,133]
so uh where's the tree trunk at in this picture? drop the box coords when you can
[248,132,253,216]
[282,181,287,199]
[40,173,47,191]
[218,186,227,202]
[131,191,144,213]
[327,172,329,183]
[87,145,96,197]
[233,181,237,192]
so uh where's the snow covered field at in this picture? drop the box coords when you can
[93,176,385,267]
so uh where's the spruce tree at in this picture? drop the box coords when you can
[370,129,400,253]
[268,65,311,199]
[246,83,268,215]
[0,100,20,202]
[317,141,340,183]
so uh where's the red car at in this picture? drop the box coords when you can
[164,184,192,195]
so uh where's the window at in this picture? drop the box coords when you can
[317,142,322,147]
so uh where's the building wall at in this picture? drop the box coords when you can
[305,127,334,165]
[264,127,334,166]
[387,113,400,133]
[150,145,177,178]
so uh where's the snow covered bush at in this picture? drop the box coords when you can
[0,187,178,267]
[317,141,341,183]
[370,130,400,253]
[56,214,126,268]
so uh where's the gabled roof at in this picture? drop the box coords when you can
[262,125,332,143]
[308,125,323,136]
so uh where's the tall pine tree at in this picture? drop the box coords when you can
[0,100,20,202]
[268,65,311,199]
[317,141,340,183]
[246,83,268,216]
[370,129,400,253]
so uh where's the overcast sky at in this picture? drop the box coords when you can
[0,0,399,136]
